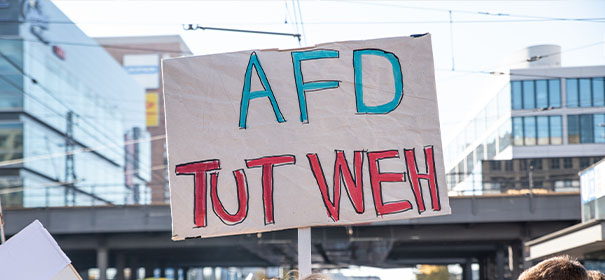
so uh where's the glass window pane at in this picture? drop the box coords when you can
[579,78,592,107]
[475,144,484,162]
[512,117,524,146]
[595,114,605,143]
[593,78,605,107]
[457,160,465,182]
[499,84,511,118]
[475,110,486,138]
[524,116,536,145]
[536,80,548,108]
[549,79,561,108]
[537,116,549,145]
[511,81,522,110]
[523,80,535,109]
[465,123,475,148]
[567,78,579,107]
[580,114,594,143]
[499,119,511,151]
[487,133,497,159]
[466,152,474,173]
[568,115,580,144]
[550,116,562,145]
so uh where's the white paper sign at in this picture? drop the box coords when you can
[0,220,71,279]
[163,35,451,239]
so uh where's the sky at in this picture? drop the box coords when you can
[48,1,604,278]
[52,0,605,145]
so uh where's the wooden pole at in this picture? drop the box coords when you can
[297,227,311,278]
[0,197,6,243]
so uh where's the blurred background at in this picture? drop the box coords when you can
[0,1,604,279]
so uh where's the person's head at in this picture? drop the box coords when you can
[518,255,588,280]
[588,270,605,280]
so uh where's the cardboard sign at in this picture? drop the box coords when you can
[163,35,451,240]
[0,220,81,280]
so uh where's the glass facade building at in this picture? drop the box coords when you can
[445,45,605,195]
[0,0,151,207]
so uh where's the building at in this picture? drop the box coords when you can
[0,0,151,207]
[95,35,192,203]
[445,45,605,195]
[525,158,605,270]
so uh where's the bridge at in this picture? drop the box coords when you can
[3,193,581,280]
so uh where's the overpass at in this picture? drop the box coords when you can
[3,193,581,280]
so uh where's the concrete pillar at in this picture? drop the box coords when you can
[97,247,108,280]
[512,242,524,279]
[144,265,154,279]
[478,258,486,280]
[462,259,473,280]
[496,245,505,280]
[115,253,125,280]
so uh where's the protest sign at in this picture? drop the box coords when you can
[163,34,451,240]
[0,220,81,280]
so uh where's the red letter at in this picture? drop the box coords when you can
[246,155,296,225]
[210,169,249,225]
[367,150,412,216]
[404,146,441,213]
[175,160,220,227]
[307,150,364,222]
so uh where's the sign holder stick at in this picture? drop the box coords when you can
[298,226,312,278]
[0,197,5,243]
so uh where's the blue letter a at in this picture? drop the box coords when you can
[239,52,285,129]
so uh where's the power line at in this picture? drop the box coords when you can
[183,24,301,39]
[338,1,605,23]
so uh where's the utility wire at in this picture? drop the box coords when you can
[183,24,301,39]
[338,1,605,23]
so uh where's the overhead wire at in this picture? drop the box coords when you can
[336,0,605,23]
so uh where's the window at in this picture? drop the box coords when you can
[524,116,536,145]
[512,117,524,146]
[549,79,561,108]
[566,77,605,108]
[475,144,484,162]
[567,78,579,107]
[550,115,562,145]
[505,160,513,171]
[563,158,573,168]
[466,152,474,173]
[457,160,465,182]
[536,80,548,108]
[550,158,560,169]
[580,157,591,168]
[593,78,604,107]
[579,78,592,107]
[595,114,605,143]
[520,159,528,170]
[490,161,501,171]
[537,116,549,145]
[514,115,562,146]
[523,80,535,109]
[580,114,594,143]
[531,159,542,170]
[568,115,580,144]
[487,133,497,159]
[499,120,511,151]
[511,81,522,109]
